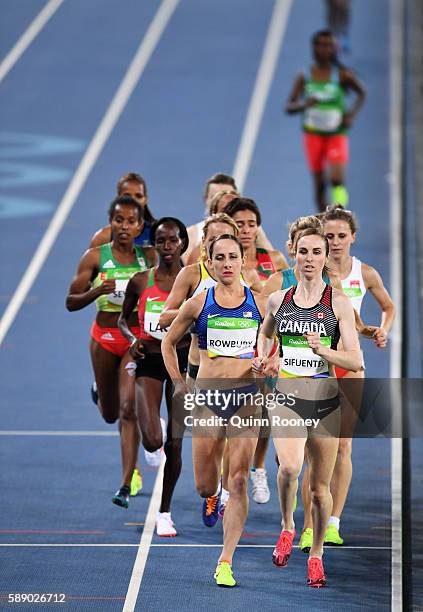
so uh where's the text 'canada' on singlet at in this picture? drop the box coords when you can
[302,65,345,135]
[274,284,340,378]
[340,256,366,315]
[92,243,148,312]
[195,286,262,359]
[138,267,169,341]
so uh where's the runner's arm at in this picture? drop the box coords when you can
[262,272,283,297]
[270,250,289,272]
[182,224,200,265]
[241,267,263,292]
[118,271,148,345]
[162,298,200,382]
[89,225,112,248]
[256,226,274,250]
[341,69,366,128]
[159,266,195,328]
[361,264,395,347]
[285,73,315,114]
[66,249,110,311]
[305,291,362,371]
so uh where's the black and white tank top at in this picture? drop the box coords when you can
[274,285,340,378]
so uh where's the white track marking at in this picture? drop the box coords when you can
[0,0,64,84]
[0,0,180,347]
[0,543,391,550]
[232,0,293,191]
[390,0,405,609]
[123,461,165,612]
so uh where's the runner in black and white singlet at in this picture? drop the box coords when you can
[163,234,266,588]
[254,227,361,588]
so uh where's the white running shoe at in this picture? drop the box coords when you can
[156,512,177,537]
[250,468,270,504]
[144,418,167,467]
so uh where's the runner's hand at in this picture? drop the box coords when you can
[252,356,266,374]
[173,380,190,401]
[372,327,388,348]
[341,111,354,129]
[304,331,324,354]
[304,96,317,109]
[360,324,387,347]
[97,279,116,295]
[129,338,145,360]
[264,351,279,377]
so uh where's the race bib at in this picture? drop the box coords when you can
[207,317,258,358]
[304,108,342,132]
[143,300,166,340]
[107,278,129,306]
[279,335,330,378]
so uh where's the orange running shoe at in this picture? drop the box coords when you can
[307,556,327,588]
[272,530,296,567]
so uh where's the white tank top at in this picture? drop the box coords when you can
[195,221,204,243]
[341,256,366,314]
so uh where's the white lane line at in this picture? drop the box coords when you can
[0,431,119,436]
[0,543,391,550]
[390,0,405,609]
[0,0,180,347]
[232,0,293,191]
[123,460,165,612]
[0,0,65,84]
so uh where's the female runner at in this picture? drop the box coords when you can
[255,226,361,587]
[285,29,366,211]
[160,213,261,526]
[119,217,190,536]
[90,172,156,248]
[66,196,154,508]
[162,234,266,587]
[299,205,394,547]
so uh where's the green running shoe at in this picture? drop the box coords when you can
[299,528,313,553]
[214,562,237,587]
[130,469,142,497]
[112,486,130,509]
[293,492,297,513]
[324,524,344,546]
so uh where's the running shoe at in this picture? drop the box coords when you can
[91,381,98,406]
[307,556,326,588]
[299,528,313,553]
[156,512,177,537]
[144,418,166,467]
[202,492,221,527]
[130,468,142,497]
[272,529,296,567]
[324,524,344,546]
[214,562,236,587]
[250,468,270,504]
[112,485,130,509]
